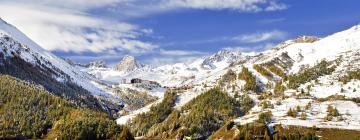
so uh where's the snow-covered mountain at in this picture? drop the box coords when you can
[0,18,122,112]
[114,55,145,72]
[87,48,258,87]
[115,24,360,131]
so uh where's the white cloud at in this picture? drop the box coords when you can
[264,1,288,11]
[232,30,287,43]
[0,2,157,54]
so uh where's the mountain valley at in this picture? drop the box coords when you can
[1,17,360,139]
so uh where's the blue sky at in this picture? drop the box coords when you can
[1,0,360,66]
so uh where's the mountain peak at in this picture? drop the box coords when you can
[114,55,144,72]
[122,55,135,61]
[201,49,242,69]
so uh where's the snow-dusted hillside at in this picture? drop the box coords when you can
[114,24,360,130]
[0,18,122,111]
[233,24,360,130]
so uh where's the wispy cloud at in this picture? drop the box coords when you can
[0,1,157,54]
[232,30,287,43]
[108,0,288,17]
[161,30,288,47]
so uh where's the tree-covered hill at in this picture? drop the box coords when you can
[0,74,133,139]
[129,88,243,139]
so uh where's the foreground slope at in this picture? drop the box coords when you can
[0,75,134,139]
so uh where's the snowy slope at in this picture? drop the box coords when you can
[0,18,122,108]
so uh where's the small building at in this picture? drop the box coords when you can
[130,78,142,83]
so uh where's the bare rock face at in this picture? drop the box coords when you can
[114,55,144,72]
[292,36,320,43]
[272,36,320,51]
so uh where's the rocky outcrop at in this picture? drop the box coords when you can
[114,55,144,72]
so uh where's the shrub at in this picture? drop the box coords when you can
[305,102,312,110]
[300,112,307,120]
[258,92,272,100]
[296,105,301,112]
[274,81,285,96]
[239,94,255,113]
[259,101,274,109]
[257,111,273,123]
[287,108,297,118]
[219,69,237,86]
[339,69,360,84]
[325,105,340,121]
